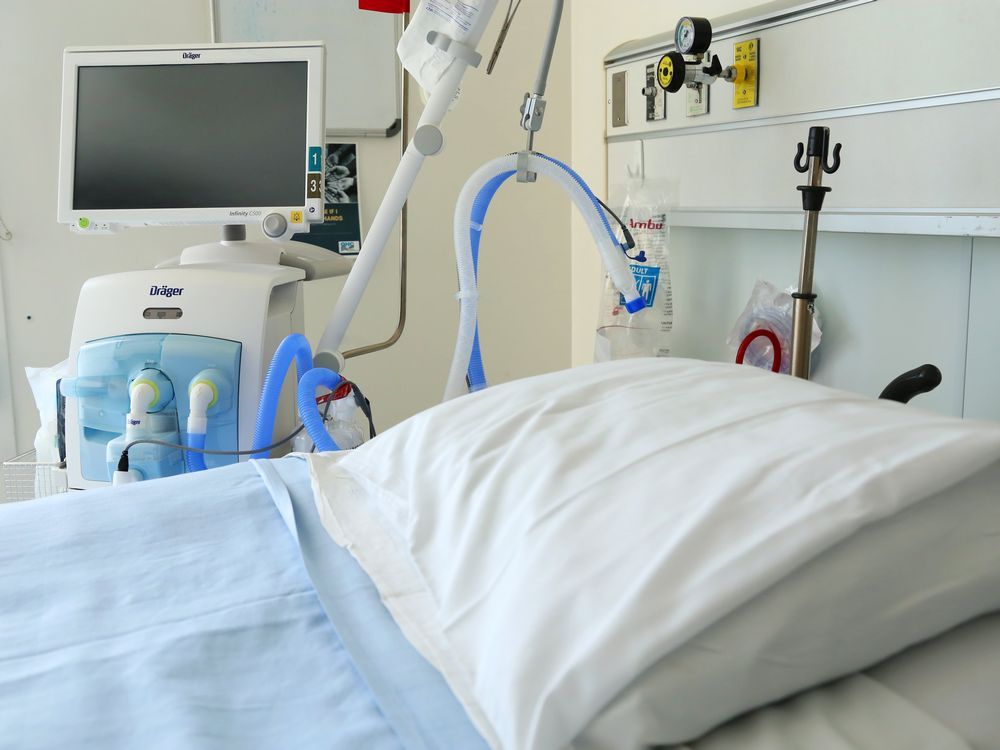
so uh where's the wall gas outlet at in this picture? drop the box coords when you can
[732,38,760,109]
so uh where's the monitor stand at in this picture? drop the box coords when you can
[156,224,354,281]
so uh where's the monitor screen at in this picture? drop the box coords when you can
[73,61,308,210]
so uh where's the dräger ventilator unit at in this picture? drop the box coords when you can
[57,42,347,490]
[56,0,646,490]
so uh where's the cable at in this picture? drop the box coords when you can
[347,380,377,439]
[125,421,307,458]
[594,196,636,250]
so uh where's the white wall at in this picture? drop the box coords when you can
[569,0,759,365]
[0,0,571,453]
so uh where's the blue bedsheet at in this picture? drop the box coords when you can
[0,457,486,750]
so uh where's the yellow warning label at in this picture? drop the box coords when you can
[290,210,304,224]
[733,38,760,109]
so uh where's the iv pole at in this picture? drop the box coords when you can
[790,125,841,380]
[343,10,411,361]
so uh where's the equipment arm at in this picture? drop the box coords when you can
[315,0,569,370]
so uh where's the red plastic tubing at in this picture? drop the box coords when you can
[736,329,783,373]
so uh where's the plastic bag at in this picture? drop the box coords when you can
[595,180,674,361]
[727,279,822,374]
[26,360,68,462]
[397,0,494,99]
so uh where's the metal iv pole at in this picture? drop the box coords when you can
[790,125,841,380]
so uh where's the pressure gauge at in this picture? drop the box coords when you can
[656,52,686,93]
[675,16,712,56]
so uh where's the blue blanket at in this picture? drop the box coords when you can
[0,457,486,750]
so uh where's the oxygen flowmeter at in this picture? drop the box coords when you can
[656,16,760,110]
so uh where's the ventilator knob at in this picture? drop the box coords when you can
[262,212,288,239]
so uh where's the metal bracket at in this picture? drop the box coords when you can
[426,31,483,68]
[520,92,547,132]
[516,151,537,183]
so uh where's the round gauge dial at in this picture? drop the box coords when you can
[674,16,713,56]
[656,52,686,94]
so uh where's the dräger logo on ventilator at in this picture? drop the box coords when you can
[150,285,184,298]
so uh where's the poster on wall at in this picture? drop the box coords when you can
[293,143,363,255]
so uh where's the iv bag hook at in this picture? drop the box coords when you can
[794,128,842,175]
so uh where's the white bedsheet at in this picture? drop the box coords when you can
[668,613,1000,750]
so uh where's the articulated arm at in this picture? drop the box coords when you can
[314,0,568,372]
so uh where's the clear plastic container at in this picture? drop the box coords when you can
[292,395,365,452]
[596,184,674,361]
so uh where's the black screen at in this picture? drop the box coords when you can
[73,61,308,210]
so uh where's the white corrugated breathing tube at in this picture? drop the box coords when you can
[445,152,645,401]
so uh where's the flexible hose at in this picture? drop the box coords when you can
[467,169,518,391]
[252,333,313,458]
[185,433,207,472]
[445,152,645,400]
[297,368,343,453]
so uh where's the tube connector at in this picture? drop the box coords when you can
[187,381,216,435]
[126,369,175,437]
[624,297,647,314]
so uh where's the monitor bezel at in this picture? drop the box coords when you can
[57,42,325,233]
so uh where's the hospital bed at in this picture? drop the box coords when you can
[2,357,999,750]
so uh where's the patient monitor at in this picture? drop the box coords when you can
[57,42,345,490]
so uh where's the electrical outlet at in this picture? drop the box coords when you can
[686,84,709,117]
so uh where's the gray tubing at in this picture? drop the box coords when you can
[533,0,564,96]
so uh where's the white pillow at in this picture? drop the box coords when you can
[308,358,1000,750]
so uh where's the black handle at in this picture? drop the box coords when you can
[702,54,723,78]
[879,364,943,404]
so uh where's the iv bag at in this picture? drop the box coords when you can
[595,181,675,361]
[398,0,493,97]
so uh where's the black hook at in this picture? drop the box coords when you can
[794,142,808,173]
[824,142,842,174]
[795,128,842,174]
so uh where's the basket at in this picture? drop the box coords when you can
[2,450,69,503]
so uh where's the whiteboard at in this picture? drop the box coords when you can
[212,0,401,136]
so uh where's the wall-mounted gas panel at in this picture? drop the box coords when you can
[606,0,1000,139]
[604,0,1000,231]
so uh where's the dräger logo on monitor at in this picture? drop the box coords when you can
[182,52,201,60]
[150,285,184,298]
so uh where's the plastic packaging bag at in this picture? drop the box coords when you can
[595,180,674,361]
[727,279,822,374]
[26,360,68,462]
[397,0,493,98]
